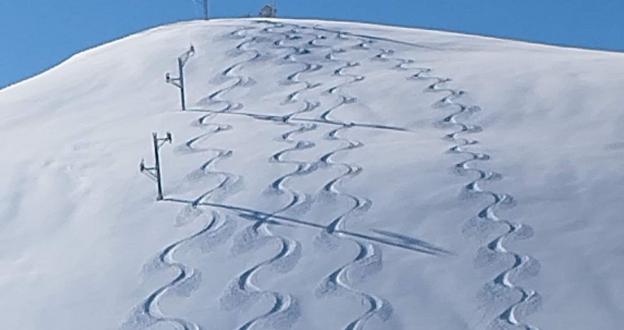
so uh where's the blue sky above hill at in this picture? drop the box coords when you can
[1,0,622,88]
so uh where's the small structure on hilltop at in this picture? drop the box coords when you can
[259,4,277,18]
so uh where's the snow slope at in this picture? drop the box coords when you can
[1,18,624,330]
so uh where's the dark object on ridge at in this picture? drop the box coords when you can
[259,5,277,18]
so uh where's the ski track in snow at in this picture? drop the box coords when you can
[259,23,323,212]
[216,25,310,330]
[314,33,394,330]
[258,21,396,330]
[194,26,264,115]
[181,122,241,207]
[123,28,261,330]
[123,218,209,330]
[294,22,543,329]
[405,62,542,329]
[123,209,234,330]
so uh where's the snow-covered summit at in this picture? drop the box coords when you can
[1,18,624,330]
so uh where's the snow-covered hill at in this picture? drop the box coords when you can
[1,18,624,330]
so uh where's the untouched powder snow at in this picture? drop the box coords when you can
[1,18,624,330]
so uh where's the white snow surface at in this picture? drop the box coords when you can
[1,18,624,330]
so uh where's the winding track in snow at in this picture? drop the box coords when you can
[126,218,209,330]
[232,24,325,330]
[192,26,263,116]
[316,34,394,330]
[262,21,395,330]
[407,63,542,329]
[127,151,235,330]
[126,211,230,330]
[259,23,324,210]
[125,27,260,330]
[299,23,542,328]
[182,122,240,207]
[216,25,314,330]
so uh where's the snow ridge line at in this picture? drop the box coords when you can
[407,68,542,328]
[266,21,394,330]
[311,25,441,51]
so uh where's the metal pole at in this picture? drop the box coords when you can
[203,0,209,20]
[165,46,194,111]
[140,132,172,201]
[178,58,186,111]
[152,133,164,200]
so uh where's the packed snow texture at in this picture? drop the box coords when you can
[1,18,623,330]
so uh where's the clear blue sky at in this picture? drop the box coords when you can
[1,0,623,88]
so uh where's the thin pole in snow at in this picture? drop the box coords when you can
[203,0,209,20]
[165,45,196,111]
[140,132,173,201]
